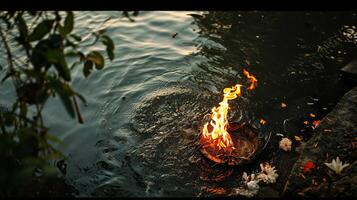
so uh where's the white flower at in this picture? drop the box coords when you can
[257,162,279,183]
[279,137,292,151]
[242,171,256,182]
[324,157,350,175]
[247,180,260,191]
[236,164,279,197]
[239,172,260,197]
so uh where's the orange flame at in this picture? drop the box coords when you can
[243,69,258,90]
[202,69,257,149]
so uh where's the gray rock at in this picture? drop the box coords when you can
[283,87,357,197]
[341,59,357,82]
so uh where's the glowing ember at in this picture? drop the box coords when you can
[200,69,258,165]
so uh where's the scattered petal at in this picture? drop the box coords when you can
[303,160,315,173]
[260,119,267,125]
[298,173,306,180]
[313,142,318,148]
[279,137,292,151]
[309,96,319,102]
[310,113,316,118]
[303,121,309,125]
[281,103,287,108]
[242,172,248,182]
[312,120,321,129]
[294,136,303,142]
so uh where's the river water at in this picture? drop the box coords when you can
[1,11,357,197]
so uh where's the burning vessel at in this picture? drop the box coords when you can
[200,69,268,165]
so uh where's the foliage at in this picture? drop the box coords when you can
[0,11,115,197]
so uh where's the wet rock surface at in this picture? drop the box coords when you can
[341,59,357,83]
[283,87,357,197]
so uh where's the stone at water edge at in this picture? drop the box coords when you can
[340,59,357,83]
[282,87,357,197]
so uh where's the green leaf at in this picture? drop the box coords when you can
[21,68,38,78]
[83,60,93,77]
[86,51,104,70]
[101,35,114,51]
[46,49,71,81]
[13,167,36,186]
[16,15,32,50]
[101,35,115,61]
[0,134,14,152]
[65,51,79,57]
[4,112,15,126]
[63,11,74,35]
[20,102,27,118]
[29,20,55,42]
[49,78,75,118]
[65,38,77,48]
[16,128,39,158]
[17,15,29,40]
[70,34,82,42]
[187,13,204,19]
[45,149,64,160]
[107,49,114,61]
[22,157,45,167]
[42,165,58,176]
[30,39,51,69]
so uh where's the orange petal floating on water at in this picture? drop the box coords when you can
[310,113,316,118]
[260,119,267,125]
[303,121,309,125]
[281,103,287,108]
[295,136,303,142]
[303,160,315,173]
[312,120,321,128]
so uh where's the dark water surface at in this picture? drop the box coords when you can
[1,11,357,197]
